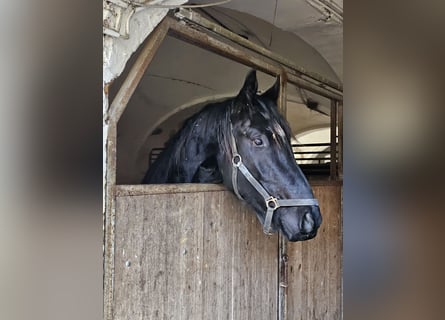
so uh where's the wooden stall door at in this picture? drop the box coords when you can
[287,185,342,319]
[113,189,278,320]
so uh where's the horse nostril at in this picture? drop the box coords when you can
[302,213,315,234]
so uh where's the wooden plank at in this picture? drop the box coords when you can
[104,122,117,320]
[305,187,328,320]
[285,73,343,102]
[309,180,342,187]
[287,239,305,319]
[115,184,226,197]
[278,234,288,320]
[114,181,340,197]
[167,17,283,78]
[107,19,170,124]
[327,187,342,319]
[113,190,278,319]
[287,185,342,319]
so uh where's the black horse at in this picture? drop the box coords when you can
[143,71,322,242]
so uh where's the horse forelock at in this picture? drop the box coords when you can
[228,95,292,156]
[255,97,292,147]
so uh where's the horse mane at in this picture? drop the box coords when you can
[172,99,233,165]
[143,92,292,183]
[142,99,233,183]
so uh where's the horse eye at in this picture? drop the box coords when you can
[253,138,263,146]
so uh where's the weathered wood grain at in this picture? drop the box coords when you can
[287,185,342,320]
[113,190,278,320]
[115,184,226,197]
[112,184,341,320]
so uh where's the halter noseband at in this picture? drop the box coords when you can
[229,123,319,235]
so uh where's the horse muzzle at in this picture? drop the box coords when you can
[278,205,322,242]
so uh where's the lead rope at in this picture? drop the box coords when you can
[229,122,319,235]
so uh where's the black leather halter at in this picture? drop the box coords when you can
[229,123,319,235]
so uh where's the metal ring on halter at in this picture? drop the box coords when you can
[266,196,279,210]
[232,154,242,167]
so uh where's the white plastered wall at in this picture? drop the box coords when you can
[103,0,186,202]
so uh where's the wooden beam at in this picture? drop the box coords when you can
[103,122,117,320]
[107,19,170,125]
[167,17,283,78]
[176,8,343,93]
[115,184,226,197]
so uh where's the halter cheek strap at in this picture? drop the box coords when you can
[229,123,319,235]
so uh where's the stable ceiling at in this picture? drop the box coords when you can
[194,0,343,80]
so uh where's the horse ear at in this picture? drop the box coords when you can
[261,77,280,102]
[237,70,258,104]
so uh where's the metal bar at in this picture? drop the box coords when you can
[296,157,331,161]
[287,72,343,102]
[107,18,170,124]
[150,155,335,163]
[292,142,335,147]
[175,8,343,93]
[338,101,343,180]
[278,234,288,320]
[149,156,333,163]
[167,17,283,77]
[330,100,338,180]
[150,146,335,154]
[294,151,332,155]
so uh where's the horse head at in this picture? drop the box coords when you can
[218,71,322,241]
